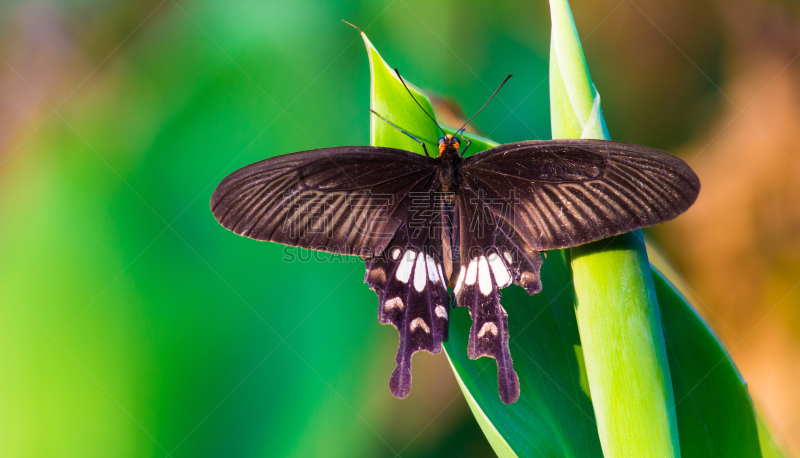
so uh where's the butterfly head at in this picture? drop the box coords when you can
[438,134,460,155]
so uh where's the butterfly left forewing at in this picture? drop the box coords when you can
[211,146,437,257]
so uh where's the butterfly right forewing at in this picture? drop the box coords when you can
[461,139,701,251]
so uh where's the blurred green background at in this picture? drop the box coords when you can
[1,0,799,456]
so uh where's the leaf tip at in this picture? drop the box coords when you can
[341,19,364,35]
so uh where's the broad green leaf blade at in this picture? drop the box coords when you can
[444,350,518,458]
[549,0,680,456]
[651,268,775,457]
[550,0,781,455]
[445,252,774,457]
[649,247,784,456]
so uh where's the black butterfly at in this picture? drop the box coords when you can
[210,75,700,404]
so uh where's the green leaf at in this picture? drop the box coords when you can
[548,0,608,140]
[549,1,784,456]
[652,268,764,456]
[570,234,680,457]
[757,413,786,458]
[550,0,680,455]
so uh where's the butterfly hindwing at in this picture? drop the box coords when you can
[365,189,450,398]
[452,250,519,404]
[450,189,545,404]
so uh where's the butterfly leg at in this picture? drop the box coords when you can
[369,109,430,157]
[459,136,472,155]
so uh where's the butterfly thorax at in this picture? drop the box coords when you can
[435,143,463,203]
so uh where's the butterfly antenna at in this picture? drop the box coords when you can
[394,68,444,136]
[457,74,512,136]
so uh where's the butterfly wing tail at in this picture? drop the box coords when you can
[365,243,450,399]
[454,254,520,404]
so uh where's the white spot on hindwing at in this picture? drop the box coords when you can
[454,266,466,296]
[413,253,427,292]
[409,317,430,333]
[435,305,448,319]
[384,297,404,312]
[477,322,499,338]
[390,247,402,261]
[396,250,416,283]
[465,258,478,286]
[478,256,492,296]
[369,267,386,285]
[503,251,513,263]
[488,252,511,287]
[425,255,439,283]
[520,271,538,289]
